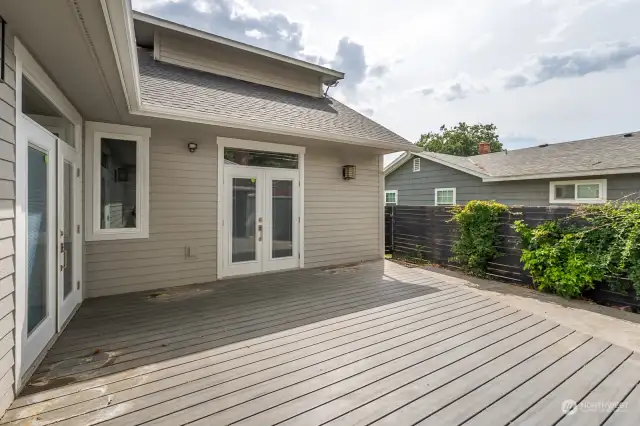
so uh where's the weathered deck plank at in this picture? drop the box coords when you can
[2,260,639,426]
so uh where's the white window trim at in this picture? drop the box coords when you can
[84,122,151,241]
[385,190,398,205]
[549,179,607,204]
[435,188,457,206]
[413,157,420,172]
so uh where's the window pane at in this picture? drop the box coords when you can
[100,138,137,229]
[385,192,396,203]
[555,184,575,200]
[224,148,298,169]
[577,184,600,199]
[437,190,454,205]
[232,178,257,262]
[272,180,293,258]
[27,147,48,334]
[63,162,73,298]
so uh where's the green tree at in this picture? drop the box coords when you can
[417,122,503,156]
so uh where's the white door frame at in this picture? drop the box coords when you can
[217,137,305,278]
[14,37,84,388]
[20,117,57,375]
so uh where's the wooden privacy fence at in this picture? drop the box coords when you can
[385,205,575,285]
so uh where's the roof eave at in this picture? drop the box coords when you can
[483,166,640,182]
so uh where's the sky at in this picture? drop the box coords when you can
[132,0,640,165]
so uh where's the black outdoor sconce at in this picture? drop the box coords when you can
[187,142,198,153]
[342,165,356,180]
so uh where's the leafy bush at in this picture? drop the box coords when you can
[450,200,509,275]
[514,202,640,298]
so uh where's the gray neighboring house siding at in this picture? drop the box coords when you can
[386,157,640,206]
[0,30,16,415]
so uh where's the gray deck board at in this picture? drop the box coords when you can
[2,260,639,426]
[603,381,640,426]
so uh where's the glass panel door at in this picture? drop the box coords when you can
[23,116,57,374]
[223,167,263,277]
[263,169,299,272]
[57,140,81,328]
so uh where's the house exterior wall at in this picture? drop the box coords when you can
[156,30,324,98]
[85,124,383,297]
[386,157,640,206]
[0,32,16,416]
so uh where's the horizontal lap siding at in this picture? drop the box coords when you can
[85,126,217,297]
[304,147,381,267]
[386,157,640,206]
[0,35,16,417]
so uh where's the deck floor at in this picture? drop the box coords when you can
[3,261,639,425]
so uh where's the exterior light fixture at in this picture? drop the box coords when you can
[342,165,356,180]
[187,142,198,153]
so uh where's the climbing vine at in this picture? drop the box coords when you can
[450,200,509,275]
[514,202,640,298]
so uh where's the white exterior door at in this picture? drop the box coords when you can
[22,116,57,373]
[57,140,81,329]
[222,166,300,277]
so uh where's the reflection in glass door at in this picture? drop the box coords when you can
[23,117,57,374]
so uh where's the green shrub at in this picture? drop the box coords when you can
[514,202,640,298]
[450,200,509,275]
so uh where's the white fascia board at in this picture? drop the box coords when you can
[483,166,640,182]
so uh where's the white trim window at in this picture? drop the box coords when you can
[549,179,607,204]
[413,157,420,172]
[435,188,456,206]
[385,190,398,205]
[85,122,151,241]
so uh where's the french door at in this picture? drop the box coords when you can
[22,116,81,374]
[57,141,81,329]
[222,166,300,277]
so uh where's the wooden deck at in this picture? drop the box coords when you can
[3,261,639,425]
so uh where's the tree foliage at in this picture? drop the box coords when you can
[514,202,640,298]
[450,200,509,275]
[417,122,503,156]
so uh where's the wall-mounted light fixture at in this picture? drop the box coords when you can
[342,165,356,180]
[187,142,198,153]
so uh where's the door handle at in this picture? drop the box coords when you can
[258,224,263,241]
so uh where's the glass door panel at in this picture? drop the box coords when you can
[223,167,263,277]
[27,147,49,333]
[263,169,299,272]
[231,177,257,263]
[58,140,81,329]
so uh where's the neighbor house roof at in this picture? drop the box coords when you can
[385,132,640,181]
[137,49,412,149]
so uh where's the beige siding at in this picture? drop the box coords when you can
[304,146,382,267]
[0,35,16,417]
[85,124,217,298]
[86,130,383,296]
[156,30,324,97]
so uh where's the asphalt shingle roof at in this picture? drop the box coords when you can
[137,49,411,147]
[418,132,640,179]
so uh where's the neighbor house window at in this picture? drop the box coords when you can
[413,158,420,172]
[85,122,150,241]
[549,179,606,204]
[435,188,456,206]
[385,190,398,205]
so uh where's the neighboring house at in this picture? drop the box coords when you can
[385,135,640,206]
[0,0,414,414]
